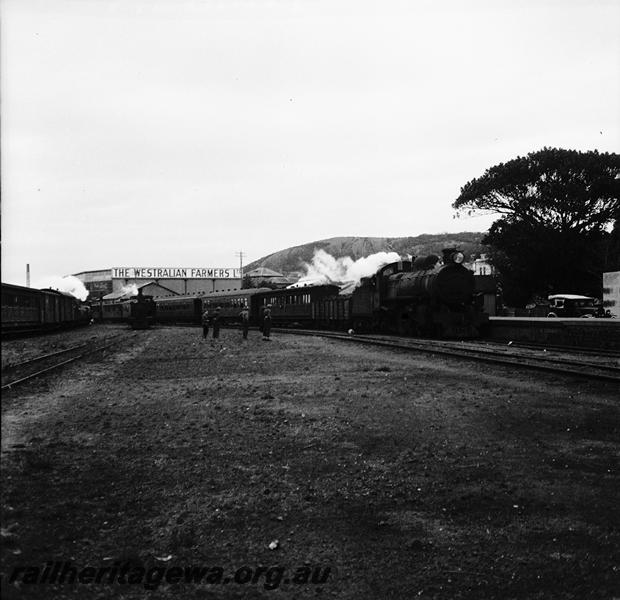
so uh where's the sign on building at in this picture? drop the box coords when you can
[111,267,241,279]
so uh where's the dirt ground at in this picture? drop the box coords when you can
[1,325,130,369]
[1,326,618,599]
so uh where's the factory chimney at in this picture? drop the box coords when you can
[26,264,31,287]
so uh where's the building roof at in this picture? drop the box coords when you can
[202,287,272,298]
[102,281,178,301]
[245,267,284,277]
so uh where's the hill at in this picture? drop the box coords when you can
[245,233,488,275]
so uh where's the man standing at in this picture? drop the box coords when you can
[212,307,221,339]
[201,308,210,339]
[240,305,250,340]
[262,304,272,341]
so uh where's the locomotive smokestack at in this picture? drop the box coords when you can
[26,264,30,287]
[441,248,465,265]
[442,248,457,263]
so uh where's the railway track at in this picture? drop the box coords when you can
[273,328,620,383]
[1,333,133,391]
[491,340,620,359]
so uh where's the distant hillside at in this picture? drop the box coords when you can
[245,233,488,275]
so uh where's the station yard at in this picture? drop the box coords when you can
[1,326,618,599]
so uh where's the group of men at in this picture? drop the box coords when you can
[201,304,272,341]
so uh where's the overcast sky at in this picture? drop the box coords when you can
[2,0,619,286]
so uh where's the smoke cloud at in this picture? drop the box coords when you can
[34,275,89,301]
[290,249,401,288]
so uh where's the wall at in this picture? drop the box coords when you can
[603,271,620,318]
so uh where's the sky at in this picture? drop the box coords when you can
[2,0,619,287]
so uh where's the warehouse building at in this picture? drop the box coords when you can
[73,266,242,300]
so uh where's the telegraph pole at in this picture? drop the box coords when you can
[235,251,245,288]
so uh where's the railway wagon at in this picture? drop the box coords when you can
[99,302,132,323]
[43,289,84,326]
[2,283,43,331]
[153,289,272,326]
[154,296,203,325]
[202,288,272,324]
[1,282,90,334]
[313,292,352,329]
[255,285,341,327]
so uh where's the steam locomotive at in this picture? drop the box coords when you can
[151,249,487,339]
[127,289,156,330]
[347,248,487,338]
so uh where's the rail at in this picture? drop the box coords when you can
[272,329,620,383]
[1,334,133,391]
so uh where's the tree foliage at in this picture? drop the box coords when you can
[453,148,620,305]
[454,147,619,232]
[483,221,610,305]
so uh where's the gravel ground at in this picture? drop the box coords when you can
[1,326,618,599]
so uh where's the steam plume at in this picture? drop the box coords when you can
[289,249,401,288]
[35,275,89,301]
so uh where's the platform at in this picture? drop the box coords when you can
[487,317,620,351]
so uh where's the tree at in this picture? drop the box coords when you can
[453,148,620,305]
